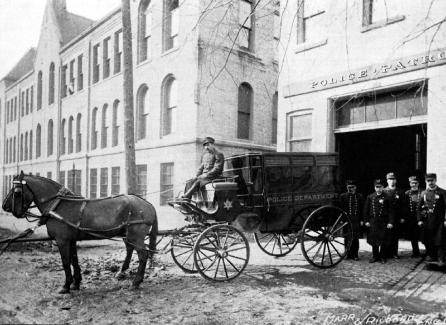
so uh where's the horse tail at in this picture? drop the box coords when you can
[148,213,158,258]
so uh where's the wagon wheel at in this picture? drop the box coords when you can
[254,232,298,257]
[193,224,250,282]
[300,206,352,268]
[170,224,205,273]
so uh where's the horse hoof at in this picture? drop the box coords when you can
[131,282,141,290]
[70,283,80,291]
[58,287,70,294]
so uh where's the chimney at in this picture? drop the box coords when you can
[51,0,67,13]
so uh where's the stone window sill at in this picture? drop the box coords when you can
[295,38,328,54]
[361,15,406,33]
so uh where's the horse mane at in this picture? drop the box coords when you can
[23,174,78,196]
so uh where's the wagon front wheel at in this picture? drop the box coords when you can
[300,206,352,268]
[171,234,199,274]
[193,224,250,282]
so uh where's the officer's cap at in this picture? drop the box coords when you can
[346,179,356,186]
[203,136,215,146]
[408,176,419,182]
[425,173,437,181]
[374,179,384,186]
[386,172,396,180]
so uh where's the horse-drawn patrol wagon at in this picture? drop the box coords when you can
[168,152,353,282]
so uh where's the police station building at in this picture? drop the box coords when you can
[278,0,446,192]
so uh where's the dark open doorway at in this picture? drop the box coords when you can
[336,124,427,195]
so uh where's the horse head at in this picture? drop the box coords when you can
[2,172,69,218]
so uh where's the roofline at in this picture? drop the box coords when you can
[0,47,36,83]
[225,151,338,159]
[5,69,34,92]
[60,6,121,54]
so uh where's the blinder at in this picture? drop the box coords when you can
[11,180,28,218]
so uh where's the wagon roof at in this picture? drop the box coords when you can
[225,151,338,160]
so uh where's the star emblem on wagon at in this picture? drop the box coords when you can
[223,199,233,211]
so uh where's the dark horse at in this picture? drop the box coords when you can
[2,172,158,294]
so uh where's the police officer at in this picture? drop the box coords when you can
[404,176,422,257]
[364,179,394,263]
[339,179,364,260]
[384,172,405,259]
[418,173,446,266]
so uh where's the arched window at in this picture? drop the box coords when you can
[138,0,152,62]
[161,75,177,136]
[101,104,108,148]
[163,0,179,51]
[136,85,148,140]
[47,119,54,156]
[272,91,278,144]
[60,119,66,155]
[49,63,55,105]
[68,116,74,154]
[36,124,41,158]
[37,71,43,110]
[25,132,28,161]
[5,139,8,164]
[112,100,120,146]
[29,130,33,160]
[237,82,253,139]
[76,113,82,152]
[91,107,98,150]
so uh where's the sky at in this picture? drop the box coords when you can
[0,0,121,79]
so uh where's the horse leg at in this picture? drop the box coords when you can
[116,239,134,280]
[132,249,149,289]
[70,241,82,290]
[56,239,73,294]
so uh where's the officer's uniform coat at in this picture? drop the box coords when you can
[363,192,394,246]
[418,187,446,247]
[339,192,364,239]
[196,148,225,186]
[404,189,422,241]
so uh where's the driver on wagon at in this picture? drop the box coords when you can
[182,137,225,199]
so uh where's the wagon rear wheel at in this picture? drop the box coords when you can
[254,232,298,257]
[193,224,250,282]
[300,206,352,268]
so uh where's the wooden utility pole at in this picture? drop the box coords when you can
[121,0,137,194]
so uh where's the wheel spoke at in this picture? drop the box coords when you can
[214,257,221,279]
[331,238,345,246]
[225,246,248,253]
[329,213,343,233]
[173,249,193,258]
[205,235,219,250]
[320,242,327,266]
[263,234,275,248]
[328,241,343,259]
[227,254,248,261]
[197,249,216,262]
[280,234,293,249]
[222,257,229,279]
[224,256,241,273]
[312,240,325,261]
[326,241,334,265]
[332,221,349,235]
[304,240,322,253]
[271,234,277,253]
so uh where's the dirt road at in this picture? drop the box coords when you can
[0,228,445,324]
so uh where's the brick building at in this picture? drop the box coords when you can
[278,0,446,192]
[1,0,278,212]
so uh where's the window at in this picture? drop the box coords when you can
[77,55,83,91]
[47,171,52,180]
[160,163,174,205]
[91,107,98,150]
[36,124,41,158]
[239,0,254,50]
[272,91,278,144]
[37,71,42,110]
[69,60,75,95]
[93,43,100,83]
[287,111,312,152]
[21,91,25,116]
[136,164,147,197]
[138,0,152,62]
[112,100,119,147]
[111,167,120,195]
[163,0,179,51]
[30,86,33,111]
[13,137,16,162]
[363,0,400,26]
[136,85,148,140]
[68,116,74,154]
[6,101,9,123]
[114,30,123,73]
[29,130,33,160]
[61,64,68,98]
[161,76,177,136]
[61,118,66,155]
[100,167,108,197]
[237,82,253,139]
[25,132,28,160]
[59,171,66,187]
[26,89,29,114]
[335,84,428,128]
[49,63,55,104]
[101,104,108,148]
[14,97,17,119]
[273,10,280,60]
[47,119,54,156]
[67,169,82,195]
[76,113,82,152]
[297,0,326,44]
[90,168,98,198]
[103,37,111,78]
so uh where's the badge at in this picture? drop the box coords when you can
[435,194,439,199]
[379,199,384,204]
[428,209,434,213]
[395,194,399,199]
